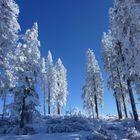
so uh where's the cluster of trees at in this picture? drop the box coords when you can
[81,0,140,122]
[0,0,68,128]
[102,0,140,121]
[41,52,68,116]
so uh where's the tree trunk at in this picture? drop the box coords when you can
[48,93,50,115]
[116,42,137,120]
[127,79,138,121]
[114,92,122,119]
[20,87,30,128]
[122,94,128,118]
[57,102,60,115]
[20,97,26,128]
[44,87,46,116]
[116,68,128,118]
[2,94,7,120]
[118,100,123,119]
[48,82,51,115]
[94,94,99,119]
[91,101,94,118]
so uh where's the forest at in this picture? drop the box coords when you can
[0,0,140,140]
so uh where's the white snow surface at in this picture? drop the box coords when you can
[0,132,87,140]
[1,115,140,140]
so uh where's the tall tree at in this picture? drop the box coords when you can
[82,49,104,119]
[0,0,20,120]
[46,51,54,115]
[41,57,47,116]
[108,0,140,121]
[54,58,68,115]
[10,23,41,128]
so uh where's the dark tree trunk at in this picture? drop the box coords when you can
[114,92,122,119]
[20,77,35,127]
[44,88,46,116]
[91,101,94,118]
[2,94,7,120]
[94,94,99,119]
[20,86,30,128]
[127,79,138,121]
[57,102,60,115]
[48,82,51,115]
[116,42,137,120]
[20,97,26,128]
[116,68,128,118]
[118,100,123,119]
[122,94,128,118]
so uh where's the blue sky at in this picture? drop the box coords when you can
[2,0,139,116]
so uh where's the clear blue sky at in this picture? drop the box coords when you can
[2,0,139,116]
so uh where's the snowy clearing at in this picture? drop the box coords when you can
[1,116,140,140]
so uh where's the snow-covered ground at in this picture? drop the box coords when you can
[0,132,87,140]
[1,115,140,140]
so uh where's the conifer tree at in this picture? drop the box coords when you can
[45,51,54,114]
[0,0,20,120]
[11,23,41,128]
[54,58,68,115]
[82,49,104,119]
[41,57,47,116]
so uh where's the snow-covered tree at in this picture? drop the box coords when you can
[82,49,104,119]
[121,0,140,99]
[40,57,47,116]
[0,0,20,120]
[10,23,41,128]
[54,58,68,115]
[102,31,129,119]
[45,51,55,114]
[107,0,140,121]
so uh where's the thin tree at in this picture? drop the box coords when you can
[46,51,54,115]
[82,49,104,119]
[41,58,47,116]
[54,58,68,115]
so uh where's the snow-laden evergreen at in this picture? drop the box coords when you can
[0,0,20,119]
[54,58,68,115]
[40,57,47,116]
[109,0,140,90]
[82,49,104,119]
[9,23,41,128]
[45,51,56,114]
